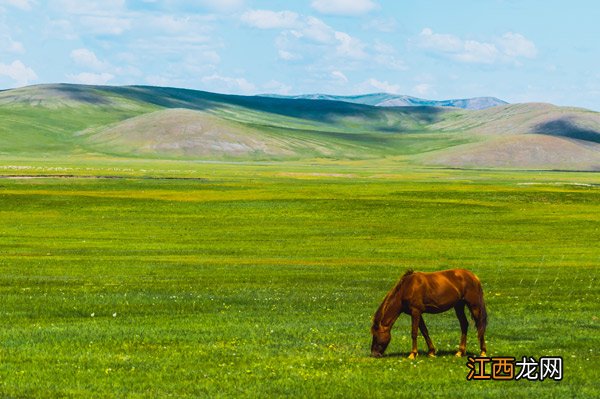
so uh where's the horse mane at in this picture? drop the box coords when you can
[371,269,415,331]
[397,269,414,289]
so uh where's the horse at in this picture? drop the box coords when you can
[370,269,487,359]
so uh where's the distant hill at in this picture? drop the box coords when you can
[260,93,508,110]
[0,84,598,170]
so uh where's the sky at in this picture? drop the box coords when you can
[1,0,599,110]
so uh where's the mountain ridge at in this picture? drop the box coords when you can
[260,92,508,110]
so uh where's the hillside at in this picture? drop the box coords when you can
[261,93,508,110]
[0,84,464,160]
[0,84,599,170]
[421,134,600,170]
[419,103,600,169]
[77,108,392,159]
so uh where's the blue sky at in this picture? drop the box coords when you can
[1,0,599,110]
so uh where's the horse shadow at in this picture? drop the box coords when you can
[383,349,475,358]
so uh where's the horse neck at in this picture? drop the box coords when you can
[374,284,404,330]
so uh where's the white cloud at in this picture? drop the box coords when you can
[97,13,221,86]
[358,78,401,94]
[334,31,367,60]
[46,19,78,40]
[70,48,107,70]
[201,74,256,94]
[67,72,114,85]
[57,0,125,14]
[418,28,464,53]
[412,83,436,97]
[143,14,215,34]
[262,80,292,95]
[498,32,537,59]
[0,60,37,86]
[80,16,132,35]
[134,0,243,13]
[199,0,244,12]
[331,70,348,83]
[144,0,244,13]
[241,8,402,80]
[241,10,300,30]
[268,14,368,64]
[278,49,301,61]
[1,0,34,10]
[373,41,407,71]
[417,28,537,64]
[301,16,336,44]
[362,17,397,33]
[311,0,377,16]
[455,40,499,64]
[55,0,131,35]
[198,50,221,65]
[0,35,24,53]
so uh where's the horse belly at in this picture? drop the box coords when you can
[423,303,454,313]
[422,286,461,313]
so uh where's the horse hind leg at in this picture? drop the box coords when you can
[418,316,436,357]
[454,302,468,357]
[408,310,421,359]
[467,302,487,356]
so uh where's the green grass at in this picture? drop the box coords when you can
[0,102,158,156]
[0,161,598,398]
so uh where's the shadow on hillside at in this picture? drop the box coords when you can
[47,84,113,105]
[535,118,600,144]
[394,106,449,124]
[100,85,447,128]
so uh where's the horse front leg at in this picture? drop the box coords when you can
[419,316,436,357]
[408,310,421,359]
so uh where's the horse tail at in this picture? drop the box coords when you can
[477,277,488,329]
[480,294,488,329]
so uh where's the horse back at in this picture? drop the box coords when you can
[403,269,483,312]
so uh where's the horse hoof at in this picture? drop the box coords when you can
[428,352,436,358]
[455,351,464,357]
[408,353,417,360]
[480,352,487,357]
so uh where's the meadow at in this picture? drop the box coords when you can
[0,160,598,398]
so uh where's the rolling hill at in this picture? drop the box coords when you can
[0,83,599,170]
[261,93,508,110]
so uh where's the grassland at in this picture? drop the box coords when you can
[0,159,598,398]
[0,84,598,397]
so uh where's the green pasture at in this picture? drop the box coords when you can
[0,162,598,398]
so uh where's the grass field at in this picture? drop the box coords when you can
[0,160,598,398]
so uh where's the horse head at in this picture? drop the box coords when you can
[370,324,391,357]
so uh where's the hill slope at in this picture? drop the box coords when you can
[422,134,600,170]
[78,108,397,159]
[0,84,599,170]
[0,84,464,160]
[261,93,508,110]
[420,103,600,169]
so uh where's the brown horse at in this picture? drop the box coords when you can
[371,269,487,359]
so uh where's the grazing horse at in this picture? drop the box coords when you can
[370,269,487,359]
